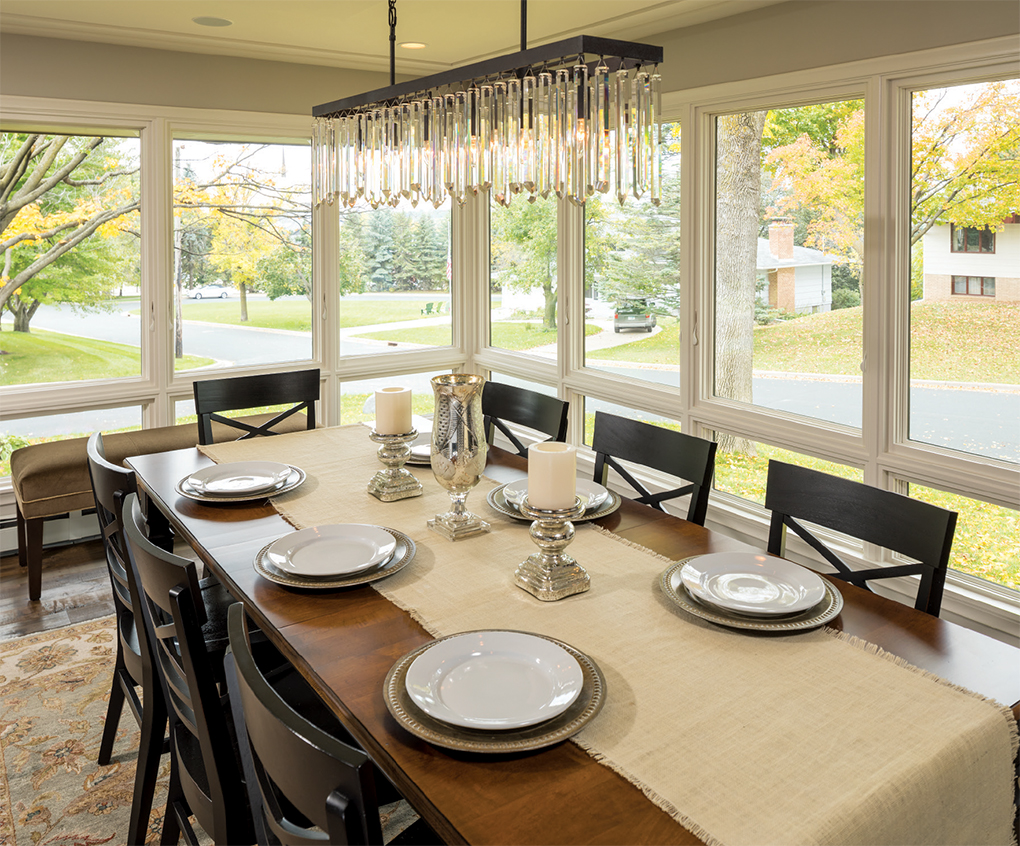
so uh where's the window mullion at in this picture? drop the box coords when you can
[141,116,173,425]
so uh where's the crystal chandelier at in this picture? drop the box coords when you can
[311,5,663,210]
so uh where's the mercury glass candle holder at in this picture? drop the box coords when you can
[515,496,588,601]
[367,428,423,502]
[427,374,490,540]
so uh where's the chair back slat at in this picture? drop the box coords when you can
[123,493,254,845]
[193,368,320,445]
[482,381,569,456]
[591,411,717,526]
[87,433,137,615]
[226,603,383,846]
[765,460,957,616]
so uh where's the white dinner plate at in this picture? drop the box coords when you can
[409,444,432,462]
[265,524,397,578]
[404,631,584,730]
[680,552,826,616]
[502,479,609,511]
[187,461,292,496]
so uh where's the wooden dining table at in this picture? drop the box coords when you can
[127,438,1020,846]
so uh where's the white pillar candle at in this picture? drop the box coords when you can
[528,442,577,510]
[375,386,412,435]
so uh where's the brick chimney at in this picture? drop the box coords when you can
[769,219,794,260]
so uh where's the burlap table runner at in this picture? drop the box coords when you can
[203,426,1018,846]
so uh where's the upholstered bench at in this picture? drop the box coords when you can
[10,413,307,601]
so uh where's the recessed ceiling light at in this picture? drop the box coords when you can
[399,41,428,50]
[192,16,233,27]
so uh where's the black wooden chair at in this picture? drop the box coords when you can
[224,602,442,846]
[193,368,320,445]
[481,381,569,456]
[764,460,958,616]
[87,432,169,846]
[590,411,717,526]
[122,492,255,846]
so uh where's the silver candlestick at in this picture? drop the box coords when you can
[515,496,588,601]
[367,429,423,502]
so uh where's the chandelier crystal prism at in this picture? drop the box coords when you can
[311,34,663,209]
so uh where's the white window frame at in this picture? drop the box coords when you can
[469,36,1019,640]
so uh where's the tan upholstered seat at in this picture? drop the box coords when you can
[11,412,308,600]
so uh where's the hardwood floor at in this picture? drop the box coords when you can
[0,539,115,640]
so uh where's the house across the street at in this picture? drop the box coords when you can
[757,220,835,314]
[921,216,1020,301]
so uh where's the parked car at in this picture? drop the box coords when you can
[188,285,230,299]
[613,299,657,332]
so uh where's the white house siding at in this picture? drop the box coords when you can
[794,264,832,312]
[922,223,1020,301]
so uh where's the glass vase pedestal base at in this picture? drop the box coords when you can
[427,511,491,541]
[515,498,589,602]
[368,429,423,502]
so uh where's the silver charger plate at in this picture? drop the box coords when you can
[486,483,622,523]
[384,630,606,753]
[254,527,415,589]
[176,465,306,503]
[660,557,843,632]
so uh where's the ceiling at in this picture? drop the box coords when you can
[0,0,785,75]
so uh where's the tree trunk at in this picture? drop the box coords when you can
[542,252,557,330]
[543,279,557,330]
[239,282,249,322]
[714,111,767,455]
[10,297,39,332]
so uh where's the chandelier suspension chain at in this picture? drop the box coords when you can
[388,0,397,86]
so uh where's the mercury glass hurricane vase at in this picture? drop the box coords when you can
[427,373,490,540]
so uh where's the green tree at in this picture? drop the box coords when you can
[491,198,559,328]
[598,153,682,312]
[258,228,313,300]
[412,214,449,290]
[363,211,395,291]
[338,210,367,295]
[1,133,140,332]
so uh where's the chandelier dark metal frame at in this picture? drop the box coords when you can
[311,2,663,209]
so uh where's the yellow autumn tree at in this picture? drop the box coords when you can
[0,134,139,331]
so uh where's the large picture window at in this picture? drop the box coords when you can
[338,197,452,357]
[583,122,682,389]
[713,99,865,434]
[909,80,1020,466]
[1,130,142,470]
[172,138,313,372]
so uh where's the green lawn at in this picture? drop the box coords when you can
[174,298,443,330]
[591,302,1020,384]
[0,327,211,386]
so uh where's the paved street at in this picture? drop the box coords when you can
[7,302,1017,464]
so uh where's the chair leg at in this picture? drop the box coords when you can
[20,511,44,602]
[97,664,127,766]
[159,768,184,846]
[127,690,168,846]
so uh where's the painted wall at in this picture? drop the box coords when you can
[655,1,1019,93]
[2,1,1017,114]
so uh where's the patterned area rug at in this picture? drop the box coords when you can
[0,616,420,845]
[0,615,169,845]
